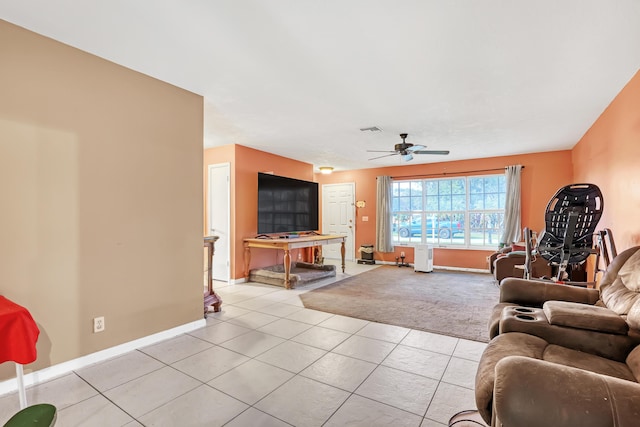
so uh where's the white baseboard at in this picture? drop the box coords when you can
[434,265,490,274]
[375,260,400,266]
[0,318,206,396]
[376,260,488,274]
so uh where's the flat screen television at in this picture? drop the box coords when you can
[257,172,319,235]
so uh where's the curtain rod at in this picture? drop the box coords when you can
[390,165,524,180]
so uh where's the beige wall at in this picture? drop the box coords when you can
[0,20,204,380]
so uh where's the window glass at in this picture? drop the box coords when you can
[391,174,506,248]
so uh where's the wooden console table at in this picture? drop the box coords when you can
[244,234,346,289]
[204,236,222,317]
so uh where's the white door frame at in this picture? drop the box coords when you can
[207,163,230,282]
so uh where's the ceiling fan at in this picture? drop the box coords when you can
[367,133,450,162]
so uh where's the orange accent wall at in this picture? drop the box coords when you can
[572,70,640,252]
[204,144,314,280]
[316,151,574,269]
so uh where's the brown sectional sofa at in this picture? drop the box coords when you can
[489,245,553,283]
[475,245,640,426]
[484,345,640,427]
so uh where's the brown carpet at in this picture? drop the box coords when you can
[299,266,499,342]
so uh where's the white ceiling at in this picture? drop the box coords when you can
[2,1,639,172]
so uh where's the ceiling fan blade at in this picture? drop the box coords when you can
[407,145,426,152]
[368,153,399,161]
[366,150,396,153]
[413,150,450,155]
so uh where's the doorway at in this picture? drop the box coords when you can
[207,163,230,282]
[322,182,355,261]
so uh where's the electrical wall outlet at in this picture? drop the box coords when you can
[93,316,105,333]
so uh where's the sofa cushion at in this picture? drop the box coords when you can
[506,250,526,257]
[542,344,636,382]
[626,345,640,382]
[488,303,512,338]
[543,301,629,334]
[601,248,640,285]
[475,333,548,423]
[493,356,640,427]
[478,332,640,426]
[600,276,640,315]
[619,249,640,292]
[627,299,640,331]
[511,243,526,252]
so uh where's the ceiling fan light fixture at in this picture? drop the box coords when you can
[319,166,334,174]
[365,132,450,162]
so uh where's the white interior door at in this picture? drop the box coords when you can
[322,182,355,261]
[208,163,230,282]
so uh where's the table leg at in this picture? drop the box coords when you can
[206,243,213,295]
[244,245,251,280]
[204,291,222,316]
[340,241,346,273]
[284,249,292,289]
[204,238,222,317]
[16,363,26,409]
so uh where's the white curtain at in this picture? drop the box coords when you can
[500,165,523,246]
[376,176,394,252]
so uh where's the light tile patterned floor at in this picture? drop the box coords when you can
[0,261,487,426]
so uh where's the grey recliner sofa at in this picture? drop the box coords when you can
[475,246,640,426]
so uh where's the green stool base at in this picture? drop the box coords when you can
[3,404,57,427]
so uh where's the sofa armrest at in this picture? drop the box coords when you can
[494,356,640,427]
[489,248,511,273]
[499,307,637,361]
[499,277,600,306]
[505,250,525,257]
[494,254,526,282]
[543,301,628,334]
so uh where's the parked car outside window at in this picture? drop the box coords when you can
[393,218,464,239]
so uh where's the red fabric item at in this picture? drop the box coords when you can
[511,243,526,252]
[0,296,40,364]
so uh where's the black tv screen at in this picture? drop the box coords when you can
[257,173,319,235]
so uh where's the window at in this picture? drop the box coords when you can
[391,174,506,248]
